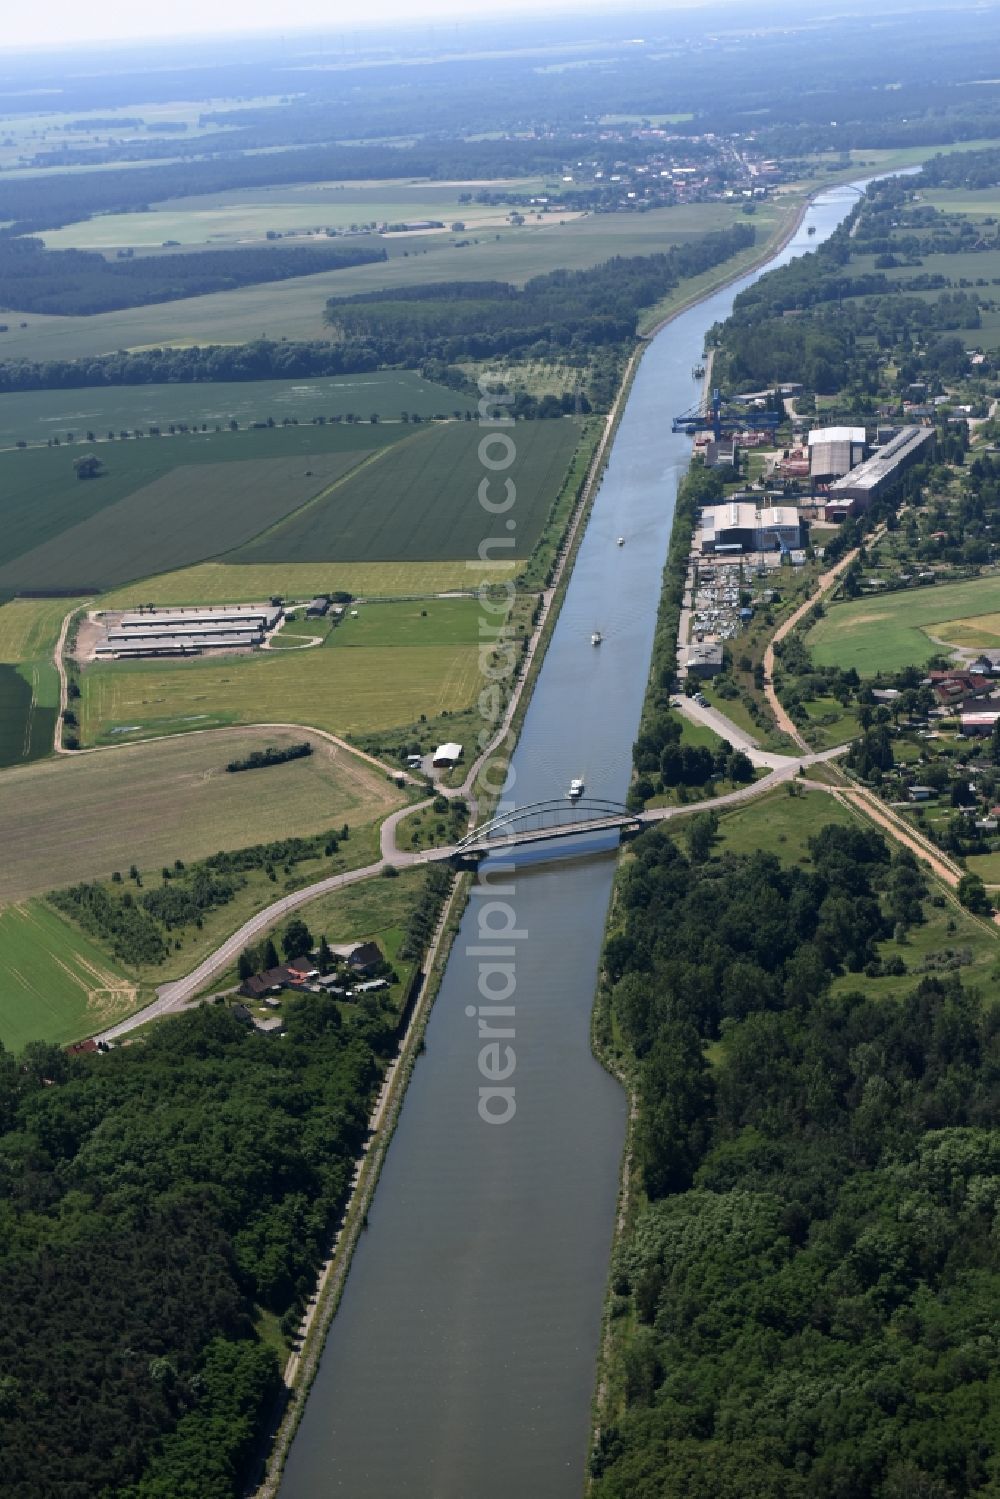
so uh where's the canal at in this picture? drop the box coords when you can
[279,180,871,1499]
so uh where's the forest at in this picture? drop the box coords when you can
[0,997,398,1498]
[323,227,756,365]
[0,237,386,317]
[710,176,991,398]
[0,226,754,396]
[593,822,999,1498]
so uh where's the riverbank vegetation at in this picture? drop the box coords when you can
[593,813,999,1497]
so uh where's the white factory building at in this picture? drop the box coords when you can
[700,501,802,555]
[808,426,867,482]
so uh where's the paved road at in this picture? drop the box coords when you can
[670,692,799,769]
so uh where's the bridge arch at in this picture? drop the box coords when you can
[456,797,635,852]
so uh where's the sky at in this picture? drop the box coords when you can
[6,0,637,51]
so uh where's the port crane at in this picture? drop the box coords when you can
[672,387,782,443]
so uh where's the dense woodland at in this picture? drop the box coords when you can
[323,227,754,363]
[0,998,402,1499]
[0,237,386,316]
[711,196,992,400]
[593,823,999,1497]
[0,226,753,398]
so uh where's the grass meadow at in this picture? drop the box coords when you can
[0,420,406,591]
[806,577,1000,675]
[0,725,404,904]
[0,900,135,1051]
[235,417,583,564]
[712,787,858,862]
[329,597,479,647]
[0,371,466,449]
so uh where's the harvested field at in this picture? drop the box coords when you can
[0,725,404,904]
[234,417,583,563]
[97,559,513,608]
[934,610,1000,649]
[81,639,481,745]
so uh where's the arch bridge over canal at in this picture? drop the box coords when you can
[451,798,643,861]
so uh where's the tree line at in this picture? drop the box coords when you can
[0,236,386,317]
[592,819,999,1497]
[50,825,349,967]
[226,741,313,774]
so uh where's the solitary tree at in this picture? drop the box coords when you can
[282,918,313,960]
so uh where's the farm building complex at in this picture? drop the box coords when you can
[95,603,283,659]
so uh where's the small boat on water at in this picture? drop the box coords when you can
[616,536,625,547]
[807,225,816,236]
[692,363,706,379]
[567,778,584,799]
[591,629,603,646]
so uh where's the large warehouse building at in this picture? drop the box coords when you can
[700,501,802,555]
[95,603,282,659]
[826,426,935,514]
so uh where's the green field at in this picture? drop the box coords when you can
[0,202,750,360]
[234,417,583,564]
[713,787,858,862]
[0,725,404,904]
[0,596,79,767]
[81,630,480,746]
[799,695,860,750]
[0,899,135,1051]
[0,371,467,449]
[807,577,1000,675]
[97,558,510,608]
[330,597,479,647]
[0,422,406,592]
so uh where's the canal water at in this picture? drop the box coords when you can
[280,181,870,1499]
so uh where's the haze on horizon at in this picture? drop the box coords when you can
[3,0,717,53]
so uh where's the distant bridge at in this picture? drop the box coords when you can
[452,798,642,859]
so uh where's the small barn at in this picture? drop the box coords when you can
[432,741,463,768]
